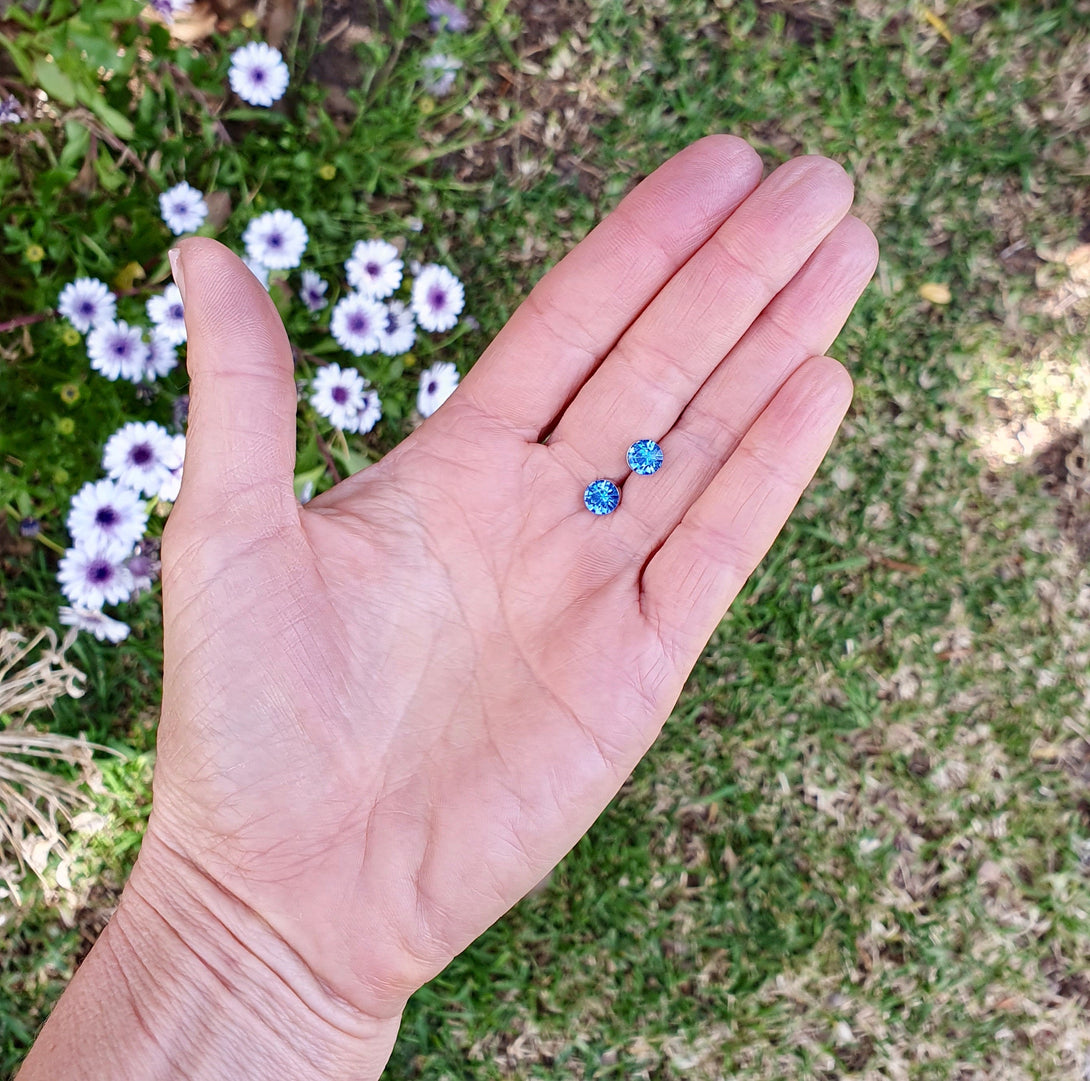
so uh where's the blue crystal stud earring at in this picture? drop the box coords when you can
[584,479,620,515]
[627,439,664,475]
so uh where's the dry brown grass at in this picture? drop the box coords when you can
[0,628,107,905]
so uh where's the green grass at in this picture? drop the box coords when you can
[3,0,1090,1077]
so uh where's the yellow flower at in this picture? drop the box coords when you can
[55,416,75,436]
[240,10,258,27]
[25,243,45,263]
[318,163,337,181]
[113,261,146,293]
[58,383,80,404]
[402,352,417,368]
[419,96,436,115]
[61,327,81,347]
[53,467,69,485]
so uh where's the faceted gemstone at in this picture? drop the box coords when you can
[584,479,620,515]
[627,439,664,475]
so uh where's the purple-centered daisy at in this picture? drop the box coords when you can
[58,606,131,644]
[66,479,148,559]
[144,328,179,380]
[299,269,329,313]
[126,548,162,597]
[356,388,382,434]
[229,42,290,107]
[310,363,368,432]
[103,421,177,497]
[330,293,384,356]
[345,239,403,300]
[421,53,462,97]
[87,320,150,382]
[377,300,416,356]
[411,264,465,332]
[0,95,25,124]
[57,547,136,610]
[417,360,460,418]
[243,209,308,270]
[159,181,208,235]
[157,434,186,503]
[242,255,271,290]
[149,0,192,23]
[57,278,116,333]
[147,283,187,345]
[426,0,469,32]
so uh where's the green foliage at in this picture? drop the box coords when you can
[0,0,499,657]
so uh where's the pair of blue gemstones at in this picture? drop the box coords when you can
[584,439,664,515]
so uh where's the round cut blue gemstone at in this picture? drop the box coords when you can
[584,479,620,515]
[627,439,664,475]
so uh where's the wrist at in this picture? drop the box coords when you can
[19,826,402,1081]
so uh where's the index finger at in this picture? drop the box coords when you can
[457,135,763,440]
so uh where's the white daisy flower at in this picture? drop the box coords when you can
[242,256,271,290]
[345,239,403,300]
[59,606,130,644]
[377,300,416,356]
[417,360,460,418]
[126,550,161,597]
[87,320,150,382]
[67,479,148,559]
[330,293,384,355]
[229,42,290,107]
[356,388,382,434]
[144,328,179,380]
[157,434,186,503]
[310,363,367,431]
[57,278,116,333]
[58,546,136,610]
[103,421,177,497]
[159,181,208,236]
[243,209,308,270]
[299,269,328,312]
[146,284,187,344]
[426,0,469,33]
[411,264,465,332]
[421,52,462,97]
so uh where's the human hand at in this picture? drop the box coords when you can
[20,135,878,1081]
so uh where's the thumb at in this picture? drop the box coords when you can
[169,238,298,525]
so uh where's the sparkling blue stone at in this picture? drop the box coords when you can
[584,479,620,515]
[627,439,664,475]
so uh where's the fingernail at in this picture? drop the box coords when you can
[168,247,186,305]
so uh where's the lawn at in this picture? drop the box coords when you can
[2,0,1089,1077]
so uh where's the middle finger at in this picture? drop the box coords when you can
[546,156,855,483]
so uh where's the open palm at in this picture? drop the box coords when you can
[147,136,877,1027]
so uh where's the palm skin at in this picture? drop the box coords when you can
[143,136,878,1031]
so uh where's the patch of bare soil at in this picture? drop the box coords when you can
[304,0,617,197]
[1035,423,1090,560]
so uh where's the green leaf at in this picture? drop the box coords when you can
[69,30,127,73]
[220,108,289,125]
[93,148,127,193]
[0,34,33,82]
[60,121,91,170]
[85,0,144,19]
[75,84,135,141]
[33,57,77,105]
[293,465,326,502]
